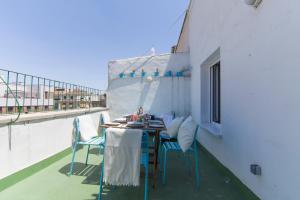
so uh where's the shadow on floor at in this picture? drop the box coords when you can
[59,162,101,185]
[88,147,102,155]
[88,179,150,200]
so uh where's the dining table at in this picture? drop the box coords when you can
[100,117,167,188]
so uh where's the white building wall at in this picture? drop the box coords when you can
[0,111,103,179]
[188,0,300,200]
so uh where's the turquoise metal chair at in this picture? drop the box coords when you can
[158,113,176,165]
[98,132,149,200]
[159,131,177,171]
[68,115,105,176]
[161,125,200,188]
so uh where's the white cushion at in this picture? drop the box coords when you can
[158,113,174,127]
[78,115,99,141]
[165,117,184,138]
[178,116,197,152]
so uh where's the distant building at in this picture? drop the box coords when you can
[0,81,105,113]
[0,82,54,113]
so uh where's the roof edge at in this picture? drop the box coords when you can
[108,53,171,63]
[175,0,192,53]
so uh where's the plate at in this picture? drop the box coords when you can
[127,121,143,125]
[127,121,144,128]
[105,122,121,126]
[148,120,163,124]
[149,124,165,128]
[113,118,127,123]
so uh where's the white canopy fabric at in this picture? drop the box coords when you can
[107,53,191,119]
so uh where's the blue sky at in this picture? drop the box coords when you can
[0,0,189,89]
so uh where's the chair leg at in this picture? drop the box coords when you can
[194,143,200,188]
[99,146,103,155]
[98,160,104,200]
[144,164,149,200]
[159,148,162,171]
[163,148,167,185]
[85,145,91,165]
[159,141,163,171]
[69,142,78,176]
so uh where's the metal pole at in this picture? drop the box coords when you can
[48,80,50,110]
[6,71,10,114]
[30,76,33,111]
[80,86,82,108]
[78,86,80,108]
[23,74,26,112]
[58,82,61,110]
[72,84,74,109]
[37,77,40,111]
[15,73,18,113]
[65,83,68,110]
[53,81,56,110]
[62,82,64,110]
[64,82,67,110]
[83,86,86,108]
[43,78,45,110]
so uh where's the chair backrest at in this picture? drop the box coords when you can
[100,111,110,124]
[73,118,81,144]
[141,132,149,151]
[76,115,99,141]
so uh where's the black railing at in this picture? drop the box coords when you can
[0,68,106,114]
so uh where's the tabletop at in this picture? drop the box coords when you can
[99,119,167,131]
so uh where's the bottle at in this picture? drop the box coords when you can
[138,106,143,115]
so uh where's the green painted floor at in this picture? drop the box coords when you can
[0,146,259,200]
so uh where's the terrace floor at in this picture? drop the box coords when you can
[0,146,258,200]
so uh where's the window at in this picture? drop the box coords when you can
[210,62,221,124]
[200,48,222,136]
[44,91,49,99]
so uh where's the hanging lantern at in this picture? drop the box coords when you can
[130,69,136,78]
[141,69,146,77]
[176,71,183,77]
[119,73,125,78]
[164,71,172,77]
[154,68,159,77]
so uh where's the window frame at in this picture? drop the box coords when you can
[200,48,222,136]
[210,61,221,124]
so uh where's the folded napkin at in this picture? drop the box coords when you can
[103,128,143,186]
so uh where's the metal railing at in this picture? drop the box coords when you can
[0,68,106,115]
